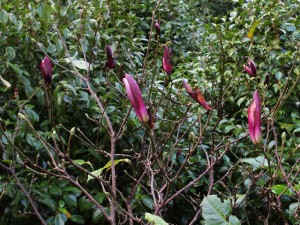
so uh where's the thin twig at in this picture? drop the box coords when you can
[0,163,47,225]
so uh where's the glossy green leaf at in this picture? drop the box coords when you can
[272,184,294,196]
[0,10,8,24]
[25,105,39,122]
[145,213,168,225]
[241,156,269,171]
[201,195,241,225]
[0,75,11,89]
[50,185,62,195]
[141,195,154,210]
[65,58,93,71]
[88,159,131,182]
[54,213,67,225]
[5,47,15,60]
[73,159,93,168]
[63,194,77,208]
[70,215,85,224]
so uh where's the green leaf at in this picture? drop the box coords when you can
[63,28,72,38]
[272,184,294,196]
[0,75,11,89]
[92,209,103,222]
[70,215,85,224]
[275,71,283,80]
[59,208,71,218]
[241,156,268,171]
[9,13,17,25]
[144,213,168,225]
[95,192,106,204]
[16,20,23,31]
[38,198,57,211]
[73,159,92,167]
[201,195,241,225]
[293,128,300,133]
[5,47,16,60]
[63,194,77,208]
[65,58,93,71]
[247,16,265,39]
[62,83,77,96]
[229,215,241,225]
[92,208,109,222]
[59,200,65,208]
[141,195,154,210]
[0,10,8,24]
[294,184,300,192]
[50,185,62,195]
[25,105,39,122]
[54,213,67,225]
[88,159,131,182]
[63,187,82,196]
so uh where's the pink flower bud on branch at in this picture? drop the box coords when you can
[163,45,172,74]
[248,90,262,144]
[123,74,149,123]
[182,79,212,111]
[41,56,52,84]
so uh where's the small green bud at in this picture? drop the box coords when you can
[18,113,26,120]
[281,132,286,141]
[70,127,75,135]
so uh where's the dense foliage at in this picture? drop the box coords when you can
[0,0,300,224]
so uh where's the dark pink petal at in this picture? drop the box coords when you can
[182,79,196,100]
[123,78,137,113]
[105,45,116,69]
[248,104,256,143]
[248,58,257,77]
[123,74,149,123]
[248,90,262,144]
[163,45,172,74]
[41,56,52,84]
[243,65,254,77]
[253,90,262,143]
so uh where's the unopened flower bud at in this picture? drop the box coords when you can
[155,21,160,35]
[41,56,52,84]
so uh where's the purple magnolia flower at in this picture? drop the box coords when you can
[182,79,212,111]
[105,45,116,69]
[155,21,160,35]
[123,74,149,123]
[41,56,52,84]
[248,90,262,144]
[244,58,257,77]
[163,45,172,74]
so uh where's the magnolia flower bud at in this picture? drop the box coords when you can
[155,21,160,35]
[163,45,172,74]
[41,56,52,84]
[248,90,262,144]
[105,45,116,69]
[123,74,149,123]
[182,79,212,111]
[243,58,257,77]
